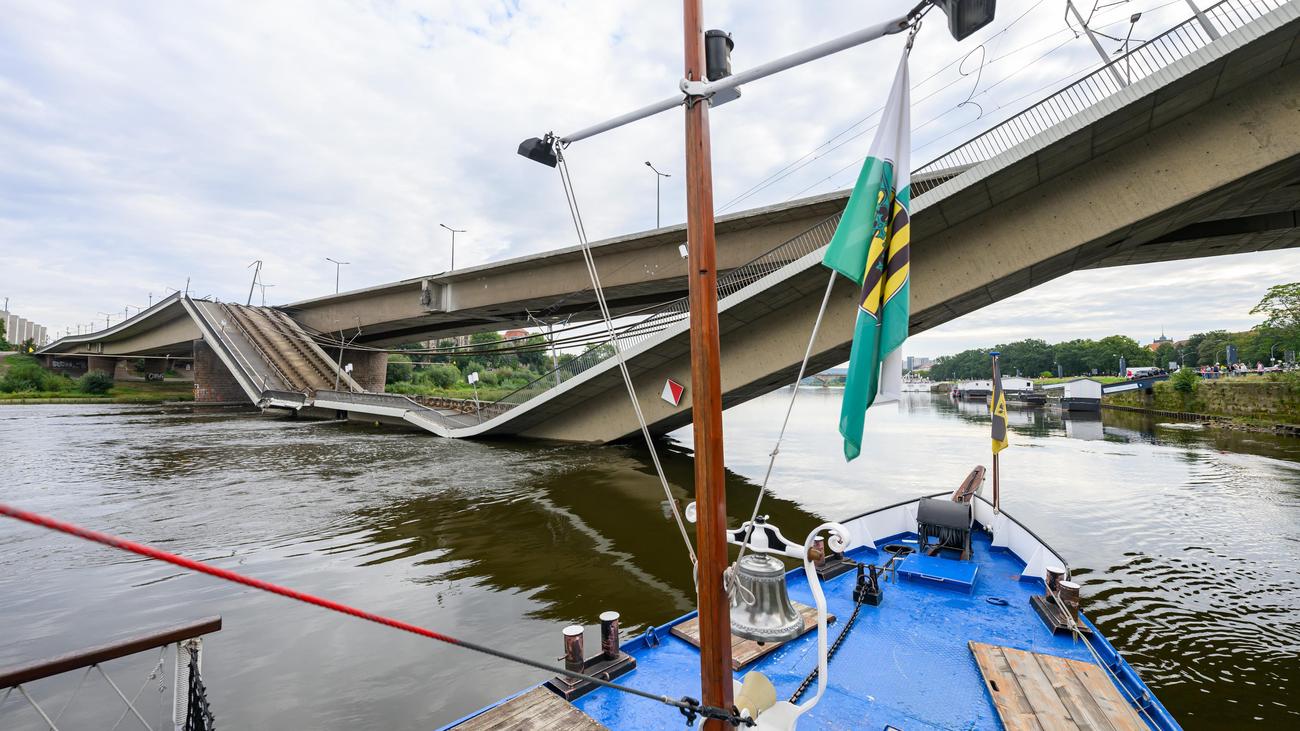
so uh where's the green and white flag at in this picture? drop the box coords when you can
[821,53,911,462]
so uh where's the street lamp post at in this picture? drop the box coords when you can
[1271,342,1280,362]
[325,258,350,294]
[645,161,671,228]
[440,224,466,271]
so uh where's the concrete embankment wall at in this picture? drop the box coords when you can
[1104,379,1300,424]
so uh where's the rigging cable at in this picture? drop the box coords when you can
[553,142,698,569]
[0,504,749,728]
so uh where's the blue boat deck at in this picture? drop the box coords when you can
[564,527,1170,730]
[444,515,1178,730]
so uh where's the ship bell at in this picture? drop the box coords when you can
[729,553,802,644]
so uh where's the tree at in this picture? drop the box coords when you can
[470,332,510,367]
[1153,342,1178,369]
[517,335,551,370]
[995,339,1053,377]
[1251,283,1300,332]
[386,353,414,383]
[0,318,7,349]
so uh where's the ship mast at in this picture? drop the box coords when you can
[680,1,734,724]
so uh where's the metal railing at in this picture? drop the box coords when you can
[185,297,275,396]
[911,0,1288,196]
[0,616,221,731]
[483,0,1287,417]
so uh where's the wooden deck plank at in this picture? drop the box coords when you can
[451,687,609,731]
[1001,646,1079,731]
[670,602,832,670]
[1069,661,1149,731]
[1034,653,1113,731]
[970,642,1146,731]
[970,642,1044,731]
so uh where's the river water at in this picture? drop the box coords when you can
[1,392,1297,729]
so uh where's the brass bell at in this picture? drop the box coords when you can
[729,553,802,644]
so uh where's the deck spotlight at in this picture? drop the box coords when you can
[517,136,558,167]
[704,30,733,81]
[933,0,997,41]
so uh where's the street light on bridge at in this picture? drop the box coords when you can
[439,223,466,271]
[325,257,350,294]
[645,161,671,228]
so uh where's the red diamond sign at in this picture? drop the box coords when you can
[661,378,685,406]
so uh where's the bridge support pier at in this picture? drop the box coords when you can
[333,349,388,393]
[86,356,117,378]
[193,340,249,403]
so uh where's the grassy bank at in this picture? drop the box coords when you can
[1034,375,1125,385]
[1103,373,1300,425]
[0,355,194,404]
[0,380,195,404]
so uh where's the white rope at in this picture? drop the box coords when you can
[732,269,838,572]
[554,144,697,568]
[1050,591,1159,725]
[17,684,60,730]
[50,666,94,725]
[108,648,167,731]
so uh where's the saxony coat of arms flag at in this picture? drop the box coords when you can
[821,53,911,462]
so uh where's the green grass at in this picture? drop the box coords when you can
[0,380,193,403]
[1034,375,1126,385]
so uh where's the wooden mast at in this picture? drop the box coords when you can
[682,0,734,725]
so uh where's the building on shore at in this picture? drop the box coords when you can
[1,310,48,349]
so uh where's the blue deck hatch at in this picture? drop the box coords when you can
[895,552,979,593]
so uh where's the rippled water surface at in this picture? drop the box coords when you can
[1,393,1298,729]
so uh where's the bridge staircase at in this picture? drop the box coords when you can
[181,296,483,432]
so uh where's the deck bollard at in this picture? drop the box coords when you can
[1057,581,1081,624]
[562,625,585,673]
[599,611,620,660]
[1045,565,1066,596]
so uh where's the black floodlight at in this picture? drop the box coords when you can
[933,0,996,42]
[518,136,558,167]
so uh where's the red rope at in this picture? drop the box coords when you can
[0,503,461,645]
[0,502,744,723]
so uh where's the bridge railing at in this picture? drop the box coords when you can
[486,213,843,411]
[911,0,1288,197]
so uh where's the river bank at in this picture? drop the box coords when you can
[1103,375,1300,430]
[0,380,194,405]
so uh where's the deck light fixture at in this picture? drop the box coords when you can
[934,0,997,41]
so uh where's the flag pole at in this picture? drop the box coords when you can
[989,350,1005,515]
[992,451,1000,514]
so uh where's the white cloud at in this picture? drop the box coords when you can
[0,0,1285,346]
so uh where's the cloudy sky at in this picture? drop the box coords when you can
[2,0,1296,355]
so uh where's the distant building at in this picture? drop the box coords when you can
[503,329,530,341]
[1,310,48,349]
[1146,331,1173,351]
[906,355,933,371]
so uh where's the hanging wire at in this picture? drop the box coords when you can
[552,141,698,569]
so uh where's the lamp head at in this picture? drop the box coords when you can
[517,136,559,167]
[932,0,997,42]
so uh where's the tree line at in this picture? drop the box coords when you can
[923,283,1300,381]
